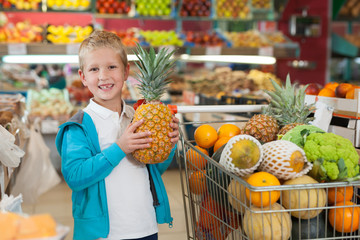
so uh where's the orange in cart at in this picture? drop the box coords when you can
[245,171,280,207]
[329,201,360,233]
[217,124,241,138]
[194,124,218,149]
[189,170,207,195]
[186,146,208,170]
[213,137,231,153]
[328,186,354,205]
[198,195,223,230]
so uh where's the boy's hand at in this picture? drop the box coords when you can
[169,116,180,148]
[116,119,153,154]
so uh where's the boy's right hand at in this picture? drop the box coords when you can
[116,119,153,154]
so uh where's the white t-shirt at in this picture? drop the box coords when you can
[84,99,158,240]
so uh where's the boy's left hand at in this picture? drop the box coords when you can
[169,116,180,148]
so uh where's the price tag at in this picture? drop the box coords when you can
[41,119,60,134]
[7,44,27,55]
[66,43,81,55]
[258,46,274,56]
[205,46,222,55]
[311,101,334,132]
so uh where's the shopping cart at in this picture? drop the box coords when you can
[173,105,360,240]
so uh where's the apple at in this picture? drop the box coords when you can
[305,83,321,95]
[335,83,354,98]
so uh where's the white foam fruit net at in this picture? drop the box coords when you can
[259,140,313,180]
[219,134,263,177]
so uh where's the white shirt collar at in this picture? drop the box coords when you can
[87,98,130,120]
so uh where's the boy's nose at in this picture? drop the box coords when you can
[98,69,109,80]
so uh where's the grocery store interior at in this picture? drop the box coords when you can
[2,0,360,239]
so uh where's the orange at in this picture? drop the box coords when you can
[194,124,218,149]
[328,186,354,205]
[318,88,335,97]
[329,201,360,233]
[188,170,207,195]
[245,171,281,207]
[186,146,208,170]
[345,87,355,99]
[217,124,241,138]
[198,195,223,230]
[213,136,231,153]
[324,82,339,91]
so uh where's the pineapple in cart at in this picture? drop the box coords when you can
[132,43,176,164]
[243,74,315,142]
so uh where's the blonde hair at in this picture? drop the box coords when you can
[78,30,128,71]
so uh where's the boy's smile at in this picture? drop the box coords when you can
[79,47,130,112]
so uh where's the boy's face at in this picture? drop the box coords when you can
[79,47,129,109]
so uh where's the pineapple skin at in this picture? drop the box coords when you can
[243,114,279,143]
[132,102,173,164]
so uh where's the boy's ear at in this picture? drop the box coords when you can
[78,69,87,86]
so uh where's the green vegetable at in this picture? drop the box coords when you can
[281,125,325,148]
[304,132,360,182]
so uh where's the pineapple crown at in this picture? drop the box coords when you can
[133,43,176,102]
[263,74,315,126]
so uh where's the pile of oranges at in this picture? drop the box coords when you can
[186,123,241,194]
[306,82,358,99]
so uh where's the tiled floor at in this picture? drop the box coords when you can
[22,169,188,240]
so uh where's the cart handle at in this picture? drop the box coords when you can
[167,104,267,114]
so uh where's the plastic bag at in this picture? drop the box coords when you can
[11,118,61,204]
[0,194,23,213]
[0,125,25,168]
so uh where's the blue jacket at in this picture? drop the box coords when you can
[55,110,176,240]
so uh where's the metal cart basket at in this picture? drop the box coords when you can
[174,105,360,240]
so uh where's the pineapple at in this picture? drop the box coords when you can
[263,74,315,135]
[132,43,176,164]
[243,114,279,143]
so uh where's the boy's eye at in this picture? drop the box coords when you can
[89,67,98,72]
[109,65,117,69]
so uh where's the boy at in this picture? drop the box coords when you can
[55,30,179,240]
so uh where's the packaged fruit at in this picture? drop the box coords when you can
[219,134,263,177]
[259,140,313,180]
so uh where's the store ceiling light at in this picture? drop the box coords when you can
[2,55,79,64]
[179,54,276,65]
[2,54,276,65]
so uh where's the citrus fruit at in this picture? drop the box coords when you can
[194,124,218,149]
[245,171,280,207]
[189,170,207,195]
[328,186,354,205]
[324,82,339,91]
[213,137,231,153]
[186,146,208,170]
[345,87,355,99]
[329,201,360,233]
[318,88,335,97]
[217,124,241,138]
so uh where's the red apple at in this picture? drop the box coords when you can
[305,83,321,95]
